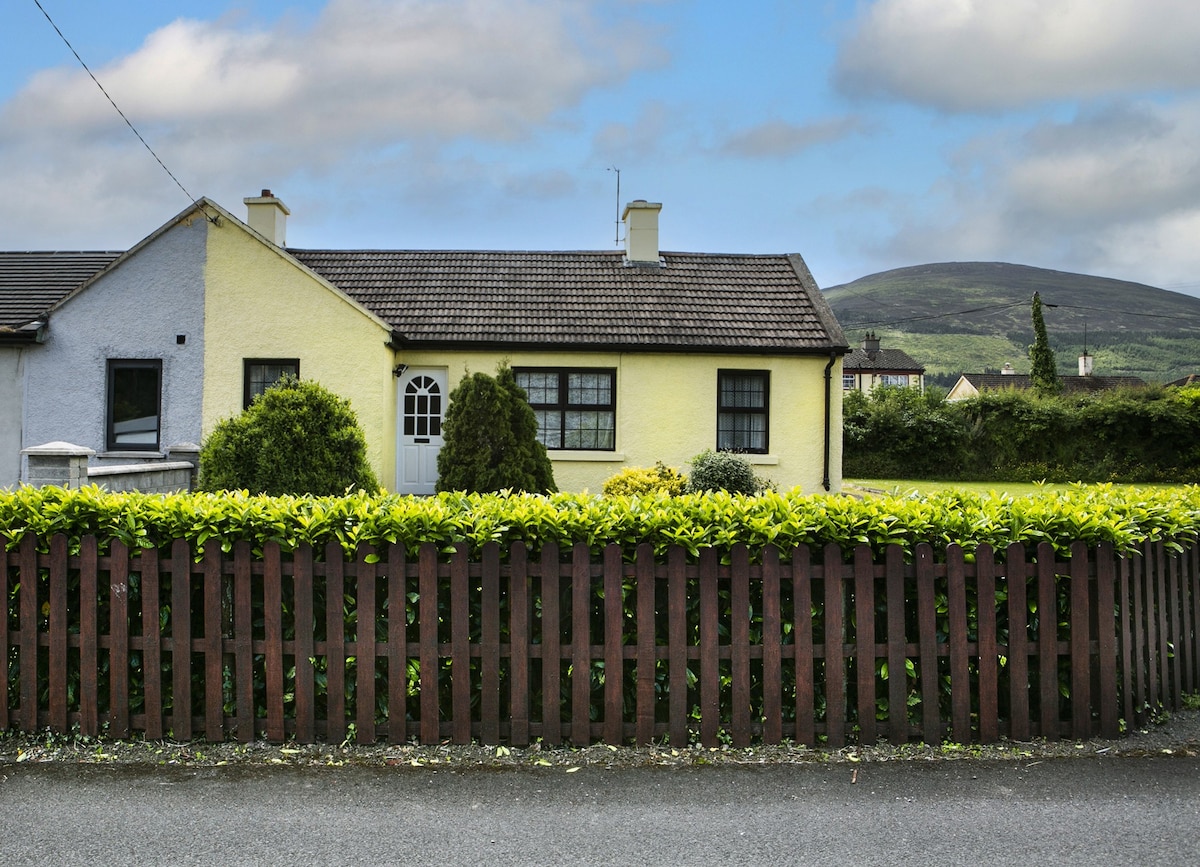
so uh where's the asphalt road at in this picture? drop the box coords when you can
[3,757,1199,866]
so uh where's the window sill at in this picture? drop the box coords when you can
[547,451,625,462]
[744,454,779,466]
[99,451,165,460]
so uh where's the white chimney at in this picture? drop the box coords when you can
[622,200,662,264]
[1001,362,1016,375]
[1079,352,1094,376]
[244,189,290,246]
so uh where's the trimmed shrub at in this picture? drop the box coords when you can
[843,387,970,479]
[602,462,688,497]
[436,364,556,494]
[198,377,379,496]
[686,449,763,495]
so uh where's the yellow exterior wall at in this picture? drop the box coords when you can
[397,350,843,494]
[201,221,397,485]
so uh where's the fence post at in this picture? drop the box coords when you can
[1069,541,1092,738]
[1095,542,1120,739]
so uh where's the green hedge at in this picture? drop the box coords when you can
[844,385,1200,483]
[2,483,1199,560]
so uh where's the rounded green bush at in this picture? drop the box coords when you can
[198,377,380,496]
[686,449,763,495]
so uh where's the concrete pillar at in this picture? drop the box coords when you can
[21,441,95,488]
[167,442,202,491]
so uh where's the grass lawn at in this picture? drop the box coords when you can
[844,478,1185,497]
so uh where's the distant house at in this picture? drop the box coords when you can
[1168,374,1200,388]
[842,332,925,394]
[1,194,850,494]
[947,356,1145,401]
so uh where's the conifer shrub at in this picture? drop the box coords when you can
[198,377,379,496]
[602,462,688,496]
[685,449,764,495]
[435,364,556,494]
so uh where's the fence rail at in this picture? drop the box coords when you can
[3,534,1198,747]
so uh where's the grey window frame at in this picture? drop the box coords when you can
[106,359,162,452]
[514,367,617,451]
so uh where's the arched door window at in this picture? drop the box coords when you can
[403,375,442,441]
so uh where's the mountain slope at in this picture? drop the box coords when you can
[824,262,1200,384]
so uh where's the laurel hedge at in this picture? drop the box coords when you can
[2,483,1198,560]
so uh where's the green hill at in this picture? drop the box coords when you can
[824,262,1200,386]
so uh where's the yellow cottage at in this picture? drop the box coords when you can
[2,194,849,494]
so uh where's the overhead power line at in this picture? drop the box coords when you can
[843,297,1200,332]
[841,300,1028,331]
[31,0,209,218]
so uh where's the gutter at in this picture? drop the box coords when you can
[823,350,836,492]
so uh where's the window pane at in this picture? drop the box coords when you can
[516,372,558,405]
[567,372,611,406]
[533,409,561,449]
[564,410,615,450]
[110,364,160,448]
[843,374,856,390]
[717,412,766,452]
[720,373,765,409]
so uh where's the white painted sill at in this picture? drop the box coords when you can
[548,451,626,462]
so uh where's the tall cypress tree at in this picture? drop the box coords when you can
[1029,292,1061,396]
[435,363,556,494]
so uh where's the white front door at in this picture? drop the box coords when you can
[396,368,448,495]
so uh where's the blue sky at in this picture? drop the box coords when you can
[3,0,1200,293]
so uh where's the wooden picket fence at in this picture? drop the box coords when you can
[2,533,1198,747]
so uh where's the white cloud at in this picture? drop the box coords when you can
[0,0,663,246]
[718,116,868,159]
[836,0,1200,111]
[864,99,1200,288]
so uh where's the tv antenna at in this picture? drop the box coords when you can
[607,166,622,247]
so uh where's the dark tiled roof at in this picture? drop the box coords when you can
[291,249,846,353]
[843,347,924,372]
[960,373,1146,393]
[0,251,119,331]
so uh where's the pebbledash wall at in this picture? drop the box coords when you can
[19,215,207,479]
[397,349,843,494]
[0,347,25,487]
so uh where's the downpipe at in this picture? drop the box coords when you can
[823,350,836,491]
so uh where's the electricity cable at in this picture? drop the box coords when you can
[31,0,213,221]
